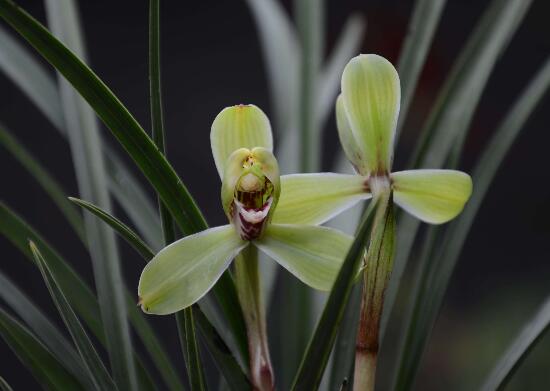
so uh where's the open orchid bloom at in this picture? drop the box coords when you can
[138,105,353,315]
[273,54,472,225]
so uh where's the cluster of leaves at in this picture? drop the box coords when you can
[0,0,549,390]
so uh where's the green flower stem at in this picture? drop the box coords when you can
[354,193,395,391]
[234,245,274,391]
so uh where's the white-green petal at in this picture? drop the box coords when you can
[272,173,370,225]
[138,225,247,314]
[391,169,473,224]
[341,54,400,174]
[254,224,353,291]
[336,94,366,174]
[211,104,273,179]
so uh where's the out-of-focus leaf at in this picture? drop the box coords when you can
[395,0,446,138]
[0,202,168,391]
[291,198,379,390]
[0,24,62,126]
[69,197,154,261]
[0,21,162,250]
[392,56,550,390]
[481,296,550,391]
[0,271,93,388]
[0,307,85,390]
[195,308,251,391]
[385,0,533,335]
[328,281,361,390]
[43,1,136,387]
[0,122,85,241]
[30,241,118,391]
[244,0,299,135]
[0,0,247,362]
[0,376,13,391]
[318,14,365,126]
[70,195,237,388]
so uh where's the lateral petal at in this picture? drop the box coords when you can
[272,173,370,225]
[255,224,353,291]
[138,225,247,314]
[391,169,473,224]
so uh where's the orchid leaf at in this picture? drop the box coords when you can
[30,241,118,391]
[391,169,472,224]
[0,202,166,391]
[0,307,85,390]
[0,271,93,388]
[318,14,366,127]
[291,198,379,390]
[391,55,550,391]
[139,226,247,315]
[481,296,550,391]
[0,376,13,391]
[341,54,400,174]
[395,0,447,138]
[272,173,369,225]
[0,122,85,242]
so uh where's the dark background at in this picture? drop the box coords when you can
[1,0,549,389]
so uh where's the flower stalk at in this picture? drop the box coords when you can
[234,246,274,391]
[354,192,395,390]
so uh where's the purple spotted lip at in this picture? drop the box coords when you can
[232,197,273,241]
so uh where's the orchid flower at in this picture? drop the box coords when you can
[138,105,353,315]
[272,54,472,226]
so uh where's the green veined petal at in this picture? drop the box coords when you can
[255,224,353,291]
[341,54,400,174]
[391,169,473,224]
[336,94,366,174]
[139,225,248,315]
[211,104,273,179]
[272,173,370,225]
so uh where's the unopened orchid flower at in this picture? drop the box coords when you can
[273,53,473,228]
[138,105,353,315]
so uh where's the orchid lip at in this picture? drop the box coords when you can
[233,197,273,241]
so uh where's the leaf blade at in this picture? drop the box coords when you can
[0,307,85,391]
[30,241,118,391]
[291,198,379,390]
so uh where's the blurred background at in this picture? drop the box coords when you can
[1,0,549,389]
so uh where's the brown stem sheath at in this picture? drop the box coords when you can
[354,195,395,391]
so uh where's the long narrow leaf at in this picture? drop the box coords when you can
[0,271,93,388]
[43,1,137,387]
[291,198,378,390]
[385,0,533,334]
[318,14,365,127]
[30,241,118,391]
[0,376,13,391]
[0,307,85,390]
[194,308,251,391]
[0,22,162,249]
[0,202,166,391]
[0,0,247,364]
[69,197,154,261]
[0,122,85,241]
[481,296,550,391]
[70,196,248,390]
[392,56,550,389]
[149,1,206,387]
[395,0,446,138]
[244,0,299,135]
